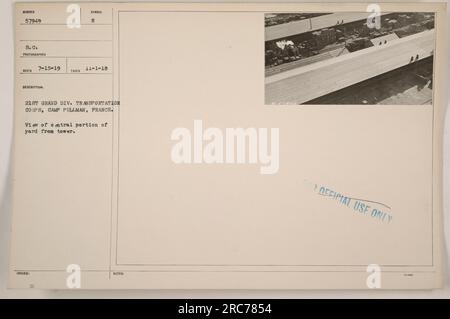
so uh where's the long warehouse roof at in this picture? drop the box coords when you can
[265,30,434,105]
[265,12,388,42]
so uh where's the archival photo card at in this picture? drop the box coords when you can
[9,2,446,290]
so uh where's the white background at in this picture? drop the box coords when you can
[1,0,449,298]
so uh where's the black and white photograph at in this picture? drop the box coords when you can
[265,12,435,105]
